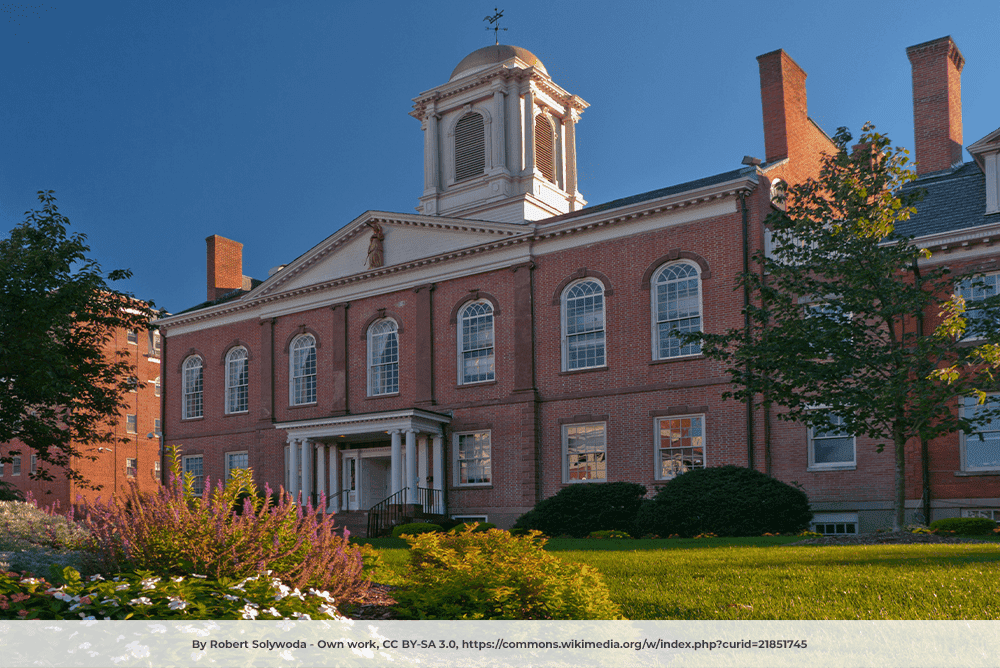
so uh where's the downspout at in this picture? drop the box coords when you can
[740,191,755,471]
[913,257,932,524]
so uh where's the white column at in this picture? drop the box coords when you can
[418,436,428,488]
[329,445,340,512]
[565,109,580,205]
[390,430,402,496]
[493,88,506,172]
[287,436,300,503]
[315,443,326,509]
[432,434,444,514]
[523,86,535,176]
[300,439,312,507]
[405,430,417,504]
[424,105,440,194]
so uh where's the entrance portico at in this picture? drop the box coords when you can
[276,408,450,513]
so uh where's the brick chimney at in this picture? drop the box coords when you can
[757,49,809,165]
[907,36,965,175]
[206,235,244,301]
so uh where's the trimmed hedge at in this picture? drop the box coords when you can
[639,465,812,537]
[391,523,443,538]
[513,482,647,537]
[929,517,997,535]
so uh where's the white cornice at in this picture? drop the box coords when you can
[915,220,1000,263]
[276,407,451,439]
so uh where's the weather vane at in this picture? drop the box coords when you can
[484,8,507,45]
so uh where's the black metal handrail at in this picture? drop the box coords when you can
[416,486,444,515]
[366,487,409,538]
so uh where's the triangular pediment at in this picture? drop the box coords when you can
[968,126,1000,171]
[252,211,530,297]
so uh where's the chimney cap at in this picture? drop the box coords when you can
[742,155,762,166]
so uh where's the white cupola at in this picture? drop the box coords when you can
[410,44,588,223]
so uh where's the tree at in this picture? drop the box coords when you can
[0,191,157,487]
[696,124,1000,531]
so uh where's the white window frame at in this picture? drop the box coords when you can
[453,431,491,486]
[225,347,250,414]
[154,418,161,435]
[126,414,137,434]
[562,422,607,483]
[458,301,495,385]
[153,376,161,397]
[153,460,161,482]
[126,329,138,345]
[956,273,999,341]
[12,455,21,476]
[367,319,399,396]
[225,450,249,482]
[126,458,137,478]
[654,414,706,481]
[182,356,204,419]
[960,394,1000,471]
[807,414,857,471]
[289,334,317,406]
[30,453,37,475]
[561,279,606,371]
[0,461,4,476]
[182,454,204,497]
[651,261,702,360]
[962,508,1000,520]
[811,512,858,535]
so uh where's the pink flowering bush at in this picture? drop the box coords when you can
[77,447,369,602]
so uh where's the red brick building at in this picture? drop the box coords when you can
[155,37,1000,534]
[0,324,163,508]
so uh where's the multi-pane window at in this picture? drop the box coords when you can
[563,423,606,482]
[126,376,138,393]
[808,415,856,469]
[962,508,1000,521]
[455,431,491,485]
[290,334,317,405]
[0,461,4,476]
[957,273,1000,339]
[126,414,137,434]
[454,112,485,182]
[182,356,203,419]
[12,455,21,476]
[126,458,137,478]
[30,454,37,475]
[459,301,495,384]
[653,262,701,359]
[226,347,250,413]
[811,512,858,535]
[961,395,1000,471]
[226,451,249,481]
[154,418,161,435]
[154,377,161,397]
[148,330,161,358]
[126,329,138,344]
[368,320,399,396]
[153,460,161,482]
[562,279,606,371]
[183,455,204,497]
[656,415,705,480]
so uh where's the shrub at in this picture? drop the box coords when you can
[447,521,496,534]
[391,523,442,538]
[0,500,91,552]
[0,481,24,502]
[78,447,369,602]
[640,466,813,537]
[394,527,621,620]
[929,517,998,535]
[513,482,647,537]
[0,567,345,620]
[588,530,630,539]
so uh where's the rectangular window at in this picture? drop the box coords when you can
[127,376,138,393]
[126,458,137,478]
[962,508,1000,521]
[0,461,4,476]
[148,330,161,358]
[808,415,856,469]
[127,329,138,344]
[957,273,1000,339]
[656,415,705,480]
[454,431,491,485]
[12,455,21,476]
[126,414,137,434]
[30,454,37,475]
[961,395,1000,471]
[154,418,161,435]
[225,451,249,481]
[562,423,606,483]
[182,455,204,496]
[811,512,858,535]
[153,460,161,482]
[154,377,161,397]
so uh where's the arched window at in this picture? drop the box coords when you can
[535,113,557,184]
[771,178,787,210]
[225,347,249,414]
[459,301,495,384]
[289,334,317,405]
[653,262,702,359]
[562,279,605,371]
[182,356,203,419]
[368,320,399,396]
[454,112,485,182]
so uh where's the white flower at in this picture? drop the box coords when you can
[273,583,291,601]
[100,598,120,607]
[52,592,73,602]
[308,588,335,603]
[80,614,96,620]
[290,588,305,600]
[262,607,280,617]
[115,583,130,591]
[128,597,152,606]
[239,604,258,620]
[167,597,188,611]
[21,578,40,585]
[317,604,341,619]
[191,574,207,578]
[222,594,239,602]
[290,612,311,620]
[171,576,184,583]
[140,577,161,590]
[89,574,105,582]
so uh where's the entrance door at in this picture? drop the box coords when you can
[361,457,392,510]
[343,453,359,511]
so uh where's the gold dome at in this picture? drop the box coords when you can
[450,44,547,81]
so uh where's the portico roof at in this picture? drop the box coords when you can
[275,407,451,441]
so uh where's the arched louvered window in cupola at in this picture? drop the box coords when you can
[535,114,557,184]
[454,112,486,182]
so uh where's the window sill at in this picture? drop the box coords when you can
[366,392,401,400]
[649,354,704,366]
[455,380,497,390]
[223,410,250,418]
[807,465,857,472]
[559,366,608,376]
[181,416,204,422]
[288,402,318,410]
[954,470,1000,477]
[559,479,607,486]
[452,484,493,490]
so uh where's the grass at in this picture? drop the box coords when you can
[359,536,1000,620]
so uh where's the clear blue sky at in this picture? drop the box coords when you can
[3,1,998,313]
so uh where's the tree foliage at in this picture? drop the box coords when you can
[695,124,1000,531]
[0,191,156,486]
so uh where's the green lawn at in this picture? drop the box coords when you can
[360,536,1000,620]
